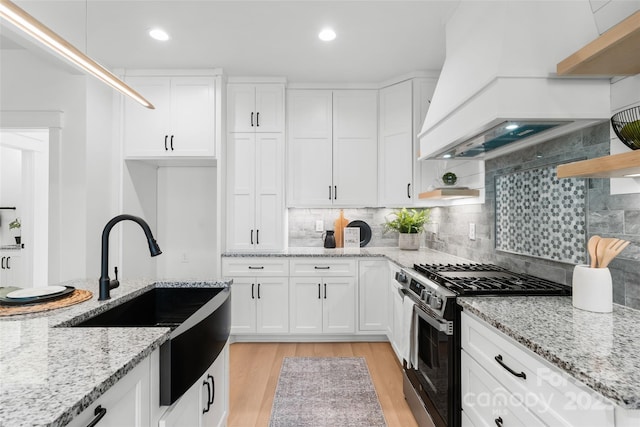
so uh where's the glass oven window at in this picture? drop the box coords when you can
[417,315,451,422]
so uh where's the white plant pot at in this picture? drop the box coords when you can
[398,233,420,250]
[572,265,613,313]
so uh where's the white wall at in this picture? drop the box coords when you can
[0,146,22,245]
[0,49,118,283]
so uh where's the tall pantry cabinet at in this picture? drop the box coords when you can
[226,81,285,252]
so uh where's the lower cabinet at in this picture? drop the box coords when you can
[358,260,388,332]
[159,343,229,427]
[461,312,614,427]
[387,261,404,363]
[230,277,289,334]
[289,276,356,334]
[0,252,22,287]
[67,355,151,427]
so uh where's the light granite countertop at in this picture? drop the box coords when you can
[458,296,640,410]
[222,246,473,269]
[0,279,230,427]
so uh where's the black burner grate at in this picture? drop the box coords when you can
[413,263,571,296]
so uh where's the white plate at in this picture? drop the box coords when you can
[6,286,67,299]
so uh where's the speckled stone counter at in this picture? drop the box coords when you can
[222,246,472,269]
[458,296,640,409]
[0,279,230,427]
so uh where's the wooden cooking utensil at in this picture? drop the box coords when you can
[596,237,620,268]
[334,209,349,248]
[599,239,630,268]
[588,235,601,268]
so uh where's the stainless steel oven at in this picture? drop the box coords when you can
[395,264,571,427]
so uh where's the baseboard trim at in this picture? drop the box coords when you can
[229,334,389,343]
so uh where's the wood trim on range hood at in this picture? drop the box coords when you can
[557,10,640,76]
[557,150,640,178]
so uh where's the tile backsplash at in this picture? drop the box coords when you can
[424,122,640,310]
[288,208,399,248]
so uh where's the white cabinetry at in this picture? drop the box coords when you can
[67,355,151,427]
[387,261,404,363]
[461,311,614,427]
[287,90,378,207]
[358,259,388,332]
[159,343,229,427]
[226,83,285,252]
[0,251,22,287]
[226,133,284,251]
[227,84,284,133]
[222,258,289,335]
[289,258,356,334]
[378,77,437,207]
[123,75,216,158]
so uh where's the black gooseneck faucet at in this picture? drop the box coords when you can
[99,214,162,301]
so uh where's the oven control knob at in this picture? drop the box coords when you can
[429,296,443,310]
[421,290,431,304]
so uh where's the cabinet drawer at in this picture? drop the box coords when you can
[290,258,356,276]
[222,258,289,277]
[461,312,614,427]
[461,350,545,427]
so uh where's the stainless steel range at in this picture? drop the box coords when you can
[394,263,571,427]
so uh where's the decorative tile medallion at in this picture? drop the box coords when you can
[495,165,587,264]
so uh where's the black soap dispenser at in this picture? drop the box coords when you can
[323,230,336,248]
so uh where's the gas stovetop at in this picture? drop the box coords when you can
[413,263,571,296]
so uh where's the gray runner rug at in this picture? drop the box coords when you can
[269,357,387,427]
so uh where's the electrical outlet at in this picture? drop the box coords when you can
[468,223,476,241]
[181,253,189,263]
[315,220,324,232]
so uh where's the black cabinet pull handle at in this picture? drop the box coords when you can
[256,229,259,245]
[170,135,174,151]
[251,283,255,299]
[495,354,526,379]
[6,257,10,269]
[86,405,107,427]
[314,266,330,270]
[495,416,503,427]
[334,185,337,200]
[256,112,260,127]
[257,283,261,299]
[329,185,332,200]
[248,266,264,270]
[318,283,321,299]
[324,283,327,299]
[202,379,211,414]
[407,183,411,198]
[251,112,254,127]
[250,229,254,245]
[207,374,215,406]
[1,256,5,269]
[164,135,168,151]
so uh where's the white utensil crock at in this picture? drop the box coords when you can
[572,265,612,313]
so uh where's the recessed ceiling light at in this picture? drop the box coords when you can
[505,124,519,130]
[442,153,452,159]
[318,28,336,42]
[149,28,170,41]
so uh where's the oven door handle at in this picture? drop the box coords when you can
[414,306,453,335]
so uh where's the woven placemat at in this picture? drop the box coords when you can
[0,289,93,317]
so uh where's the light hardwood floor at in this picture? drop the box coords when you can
[229,342,419,427]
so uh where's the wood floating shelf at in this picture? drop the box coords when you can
[419,188,480,200]
[557,10,640,76]
[557,150,640,178]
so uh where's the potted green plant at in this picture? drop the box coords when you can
[9,218,21,244]
[383,208,430,250]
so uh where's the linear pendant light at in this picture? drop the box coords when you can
[0,0,154,109]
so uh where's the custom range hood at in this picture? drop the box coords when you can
[419,1,611,160]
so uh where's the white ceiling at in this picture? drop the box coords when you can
[2,0,459,83]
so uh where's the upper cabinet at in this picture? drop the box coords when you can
[287,89,378,207]
[123,75,216,158]
[227,84,284,133]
